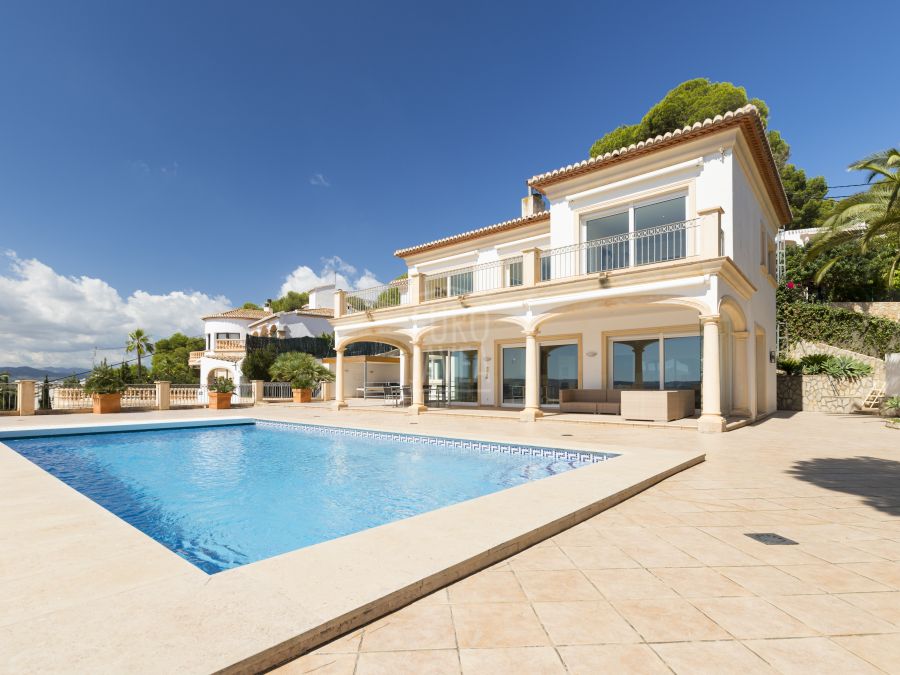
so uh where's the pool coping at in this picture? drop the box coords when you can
[0,415,704,673]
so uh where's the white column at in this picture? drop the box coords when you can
[332,348,347,410]
[698,315,726,433]
[731,331,750,417]
[520,330,543,421]
[408,340,427,414]
[399,350,409,387]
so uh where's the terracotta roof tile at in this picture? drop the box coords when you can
[394,211,550,258]
[527,104,790,224]
[201,308,272,321]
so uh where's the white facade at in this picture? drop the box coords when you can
[330,106,789,431]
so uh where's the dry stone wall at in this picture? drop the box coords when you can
[830,302,900,322]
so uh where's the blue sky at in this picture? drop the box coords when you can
[1,0,897,365]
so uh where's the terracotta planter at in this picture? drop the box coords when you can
[208,391,233,409]
[292,388,312,403]
[92,393,121,414]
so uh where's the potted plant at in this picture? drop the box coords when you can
[208,376,235,409]
[881,396,900,419]
[269,352,335,403]
[83,360,126,414]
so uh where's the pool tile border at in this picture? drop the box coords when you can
[256,419,618,465]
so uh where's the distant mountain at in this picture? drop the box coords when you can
[0,366,86,381]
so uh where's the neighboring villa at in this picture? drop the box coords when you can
[329,105,791,432]
[191,286,335,385]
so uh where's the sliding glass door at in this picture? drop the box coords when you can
[540,344,578,405]
[501,346,525,406]
[424,349,478,405]
[610,334,701,407]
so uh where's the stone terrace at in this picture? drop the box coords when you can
[273,411,900,674]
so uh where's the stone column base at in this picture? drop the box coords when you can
[519,407,543,422]
[406,404,428,415]
[698,414,726,433]
[332,401,348,411]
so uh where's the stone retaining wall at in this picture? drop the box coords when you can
[830,301,900,322]
[777,373,877,413]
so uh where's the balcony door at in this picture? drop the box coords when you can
[582,194,687,270]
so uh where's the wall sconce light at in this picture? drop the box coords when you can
[769,350,776,363]
[585,351,598,358]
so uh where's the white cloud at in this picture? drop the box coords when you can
[0,252,231,368]
[309,173,331,187]
[279,256,384,296]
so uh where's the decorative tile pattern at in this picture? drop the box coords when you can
[256,420,617,465]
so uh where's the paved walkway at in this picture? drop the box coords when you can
[276,411,900,674]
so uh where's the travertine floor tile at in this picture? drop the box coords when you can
[532,600,641,645]
[649,566,752,597]
[276,652,357,675]
[459,647,564,674]
[557,644,670,675]
[611,597,730,642]
[558,544,639,569]
[767,594,897,635]
[514,570,600,602]
[690,596,816,639]
[832,633,900,674]
[652,640,775,674]
[835,591,900,626]
[360,604,456,652]
[744,637,883,675]
[447,571,526,604]
[451,603,548,649]
[777,563,891,593]
[506,545,575,571]
[356,649,460,675]
[583,567,676,600]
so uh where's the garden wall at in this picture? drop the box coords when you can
[831,302,900,322]
[784,340,886,384]
[777,373,878,413]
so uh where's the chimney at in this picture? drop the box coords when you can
[264,299,273,313]
[521,190,546,218]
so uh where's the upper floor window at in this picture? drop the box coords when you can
[215,332,241,340]
[583,195,687,270]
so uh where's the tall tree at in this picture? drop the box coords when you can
[126,329,154,382]
[269,291,308,313]
[151,332,205,383]
[588,78,833,229]
[241,302,262,310]
[806,148,900,286]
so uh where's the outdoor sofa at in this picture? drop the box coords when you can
[558,389,621,415]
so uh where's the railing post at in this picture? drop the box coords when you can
[522,248,542,286]
[697,206,724,258]
[408,272,423,305]
[156,381,170,410]
[252,380,264,405]
[334,289,346,318]
[16,380,35,416]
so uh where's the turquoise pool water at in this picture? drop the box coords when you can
[5,421,615,573]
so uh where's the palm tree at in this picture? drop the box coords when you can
[806,148,900,285]
[126,329,155,382]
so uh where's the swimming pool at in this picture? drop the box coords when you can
[5,421,616,573]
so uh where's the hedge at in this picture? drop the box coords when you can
[779,298,900,359]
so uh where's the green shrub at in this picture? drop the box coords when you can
[241,344,278,381]
[881,396,900,418]
[209,376,235,393]
[269,352,335,391]
[83,360,126,395]
[821,356,872,381]
[796,353,873,381]
[777,357,802,375]
[778,291,900,358]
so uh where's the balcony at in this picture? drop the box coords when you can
[337,217,716,319]
[188,340,247,367]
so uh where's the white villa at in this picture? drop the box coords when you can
[329,105,791,432]
[191,288,335,385]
